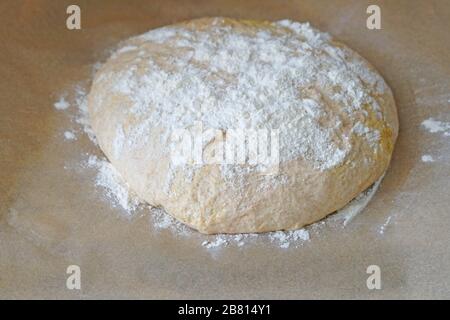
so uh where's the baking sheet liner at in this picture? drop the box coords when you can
[1,0,449,298]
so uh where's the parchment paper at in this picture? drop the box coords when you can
[1,0,449,299]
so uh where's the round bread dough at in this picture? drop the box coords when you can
[87,18,398,234]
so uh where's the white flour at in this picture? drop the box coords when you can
[421,154,434,162]
[378,216,392,235]
[53,96,70,110]
[73,86,98,144]
[54,86,97,144]
[64,131,76,140]
[421,118,450,136]
[86,155,142,213]
[420,117,450,163]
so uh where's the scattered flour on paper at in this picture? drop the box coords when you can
[54,96,70,110]
[267,229,310,249]
[64,131,76,140]
[73,86,98,144]
[421,154,434,162]
[86,154,142,213]
[379,216,392,235]
[421,118,450,136]
[54,85,97,144]
[420,117,450,163]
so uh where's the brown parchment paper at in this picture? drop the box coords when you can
[1,0,450,299]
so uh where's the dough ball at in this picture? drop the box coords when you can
[87,18,398,234]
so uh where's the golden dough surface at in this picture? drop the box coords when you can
[88,18,398,234]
